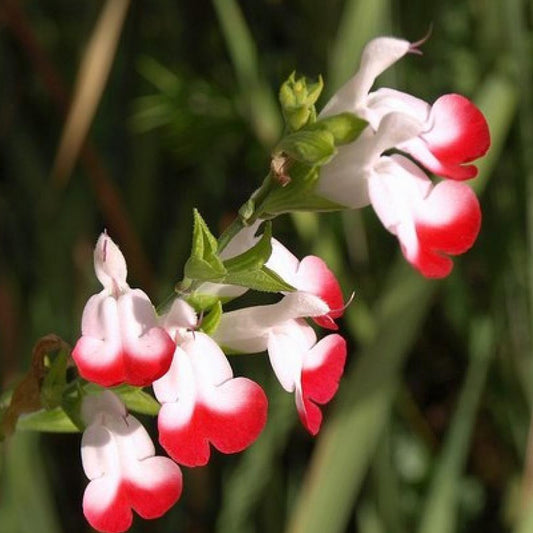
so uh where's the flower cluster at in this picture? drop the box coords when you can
[68,35,490,533]
[316,37,490,277]
[74,230,347,532]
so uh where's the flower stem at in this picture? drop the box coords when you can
[217,172,275,253]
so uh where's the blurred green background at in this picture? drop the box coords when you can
[0,0,526,532]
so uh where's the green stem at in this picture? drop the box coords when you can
[217,172,275,254]
[217,217,246,255]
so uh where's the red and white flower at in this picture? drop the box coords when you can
[81,391,182,533]
[213,293,347,434]
[317,36,489,278]
[319,113,481,277]
[153,299,268,467]
[72,233,175,387]
[369,153,481,278]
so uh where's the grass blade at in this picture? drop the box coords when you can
[328,0,390,92]
[211,0,281,146]
[0,434,62,533]
[51,0,130,186]
[417,318,494,533]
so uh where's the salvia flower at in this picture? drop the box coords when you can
[317,36,489,277]
[153,299,268,467]
[213,292,347,434]
[72,233,175,387]
[81,391,182,533]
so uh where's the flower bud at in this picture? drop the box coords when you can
[279,72,324,131]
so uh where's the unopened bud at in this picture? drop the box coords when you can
[279,72,324,131]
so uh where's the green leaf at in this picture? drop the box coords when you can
[223,265,295,292]
[223,221,272,273]
[200,301,223,335]
[16,407,80,433]
[274,129,336,166]
[309,112,367,145]
[111,385,161,416]
[184,209,227,281]
[40,350,69,410]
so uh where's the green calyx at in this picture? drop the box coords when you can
[261,110,367,216]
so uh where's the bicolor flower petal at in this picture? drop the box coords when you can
[267,320,347,435]
[81,391,182,533]
[72,233,175,387]
[266,239,345,329]
[365,89,490,180]
[154,303,267,467]
[369,154,481,277]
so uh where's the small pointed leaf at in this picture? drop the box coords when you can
[111,385,161,416]
[82,383,160,417]
[184,209,227,281]
[223,221,272,273]
[223,265,295,293]
[16,407,80,433]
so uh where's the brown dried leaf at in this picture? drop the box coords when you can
[0,334,71,438]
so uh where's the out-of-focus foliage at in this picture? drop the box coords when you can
[0,1,528,533]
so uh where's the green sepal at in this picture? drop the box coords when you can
[309,112,367,145]
[200,301,223,335]
[223,221,272,273]
[186,292,222,312]
[274,129,336,166]
[259,162,346,216]
[111,385,161,416]
[16,407,80,433]
[184,209,227,281]
[40,350,69,410]
[223,265,295,293]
